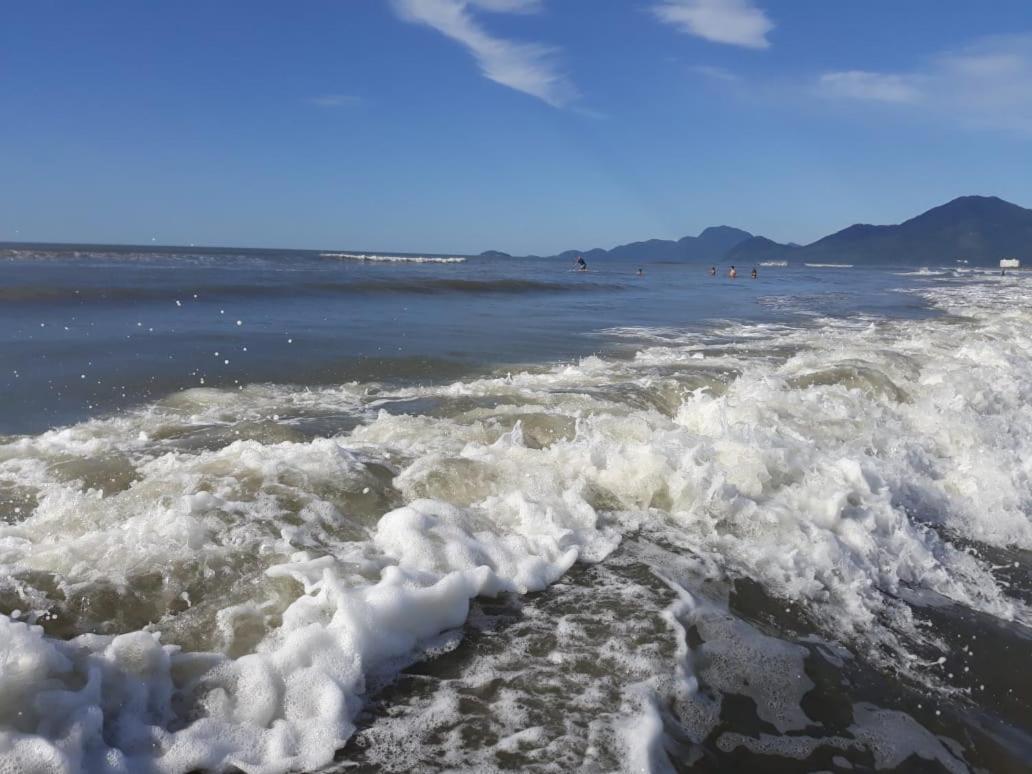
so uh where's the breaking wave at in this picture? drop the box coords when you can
[895,267,951,277]
[0,275,1029,771]
[320,253,467,264]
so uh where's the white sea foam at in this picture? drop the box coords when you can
[805,262,854,268]
[0,275,1029,771]
[895,267,949,276]
[758,260,788,267]
[320,252,466,264]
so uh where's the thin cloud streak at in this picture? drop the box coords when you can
[818,35,1032,134]
[818,71,922,104]
[390,0,576,107]
[652,0,773,50]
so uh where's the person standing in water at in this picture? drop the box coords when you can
[636,267,644,276]
[575,255,587,271]
[729,265,737,279]
[709,266,717,276]
[751,268,757,279]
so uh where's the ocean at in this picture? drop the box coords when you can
[0,245,1028,773]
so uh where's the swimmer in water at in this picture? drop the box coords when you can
[751,268,757,279]
[575,255,587,271]
[637,267,644,276]
[709,266,716,276]
[729,265,737,279]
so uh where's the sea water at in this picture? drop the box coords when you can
[0,246,1028,773]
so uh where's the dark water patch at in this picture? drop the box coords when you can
[335,540,1005,773]
[724,576,1032,773]
[338,557,676,772]
[0,278,623,305]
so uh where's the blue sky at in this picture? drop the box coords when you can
[3,0,1032,255]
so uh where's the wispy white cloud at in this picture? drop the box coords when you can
[818,35,1032,134]
[390,0,576,107]
[933,36,1032,129]
[652,0,773,50]
[818,71,921,104]
[466,0,541,12]
[308,94,362,108]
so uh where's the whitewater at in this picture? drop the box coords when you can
[0,264,1030,772]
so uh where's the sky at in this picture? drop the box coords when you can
[3,0,1032,255]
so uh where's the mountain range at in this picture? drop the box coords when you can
[489,196,1031,265]
[551,225,752,264]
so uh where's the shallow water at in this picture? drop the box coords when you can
[0,247,1029,773]
[0,246,930,434]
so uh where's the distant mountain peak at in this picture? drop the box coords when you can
[697,225,751,239]
[725,194,1032,265]
[907,194,1026,223]
[943,194,1008,205]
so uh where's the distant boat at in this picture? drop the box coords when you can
[1000,257,1021,268]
